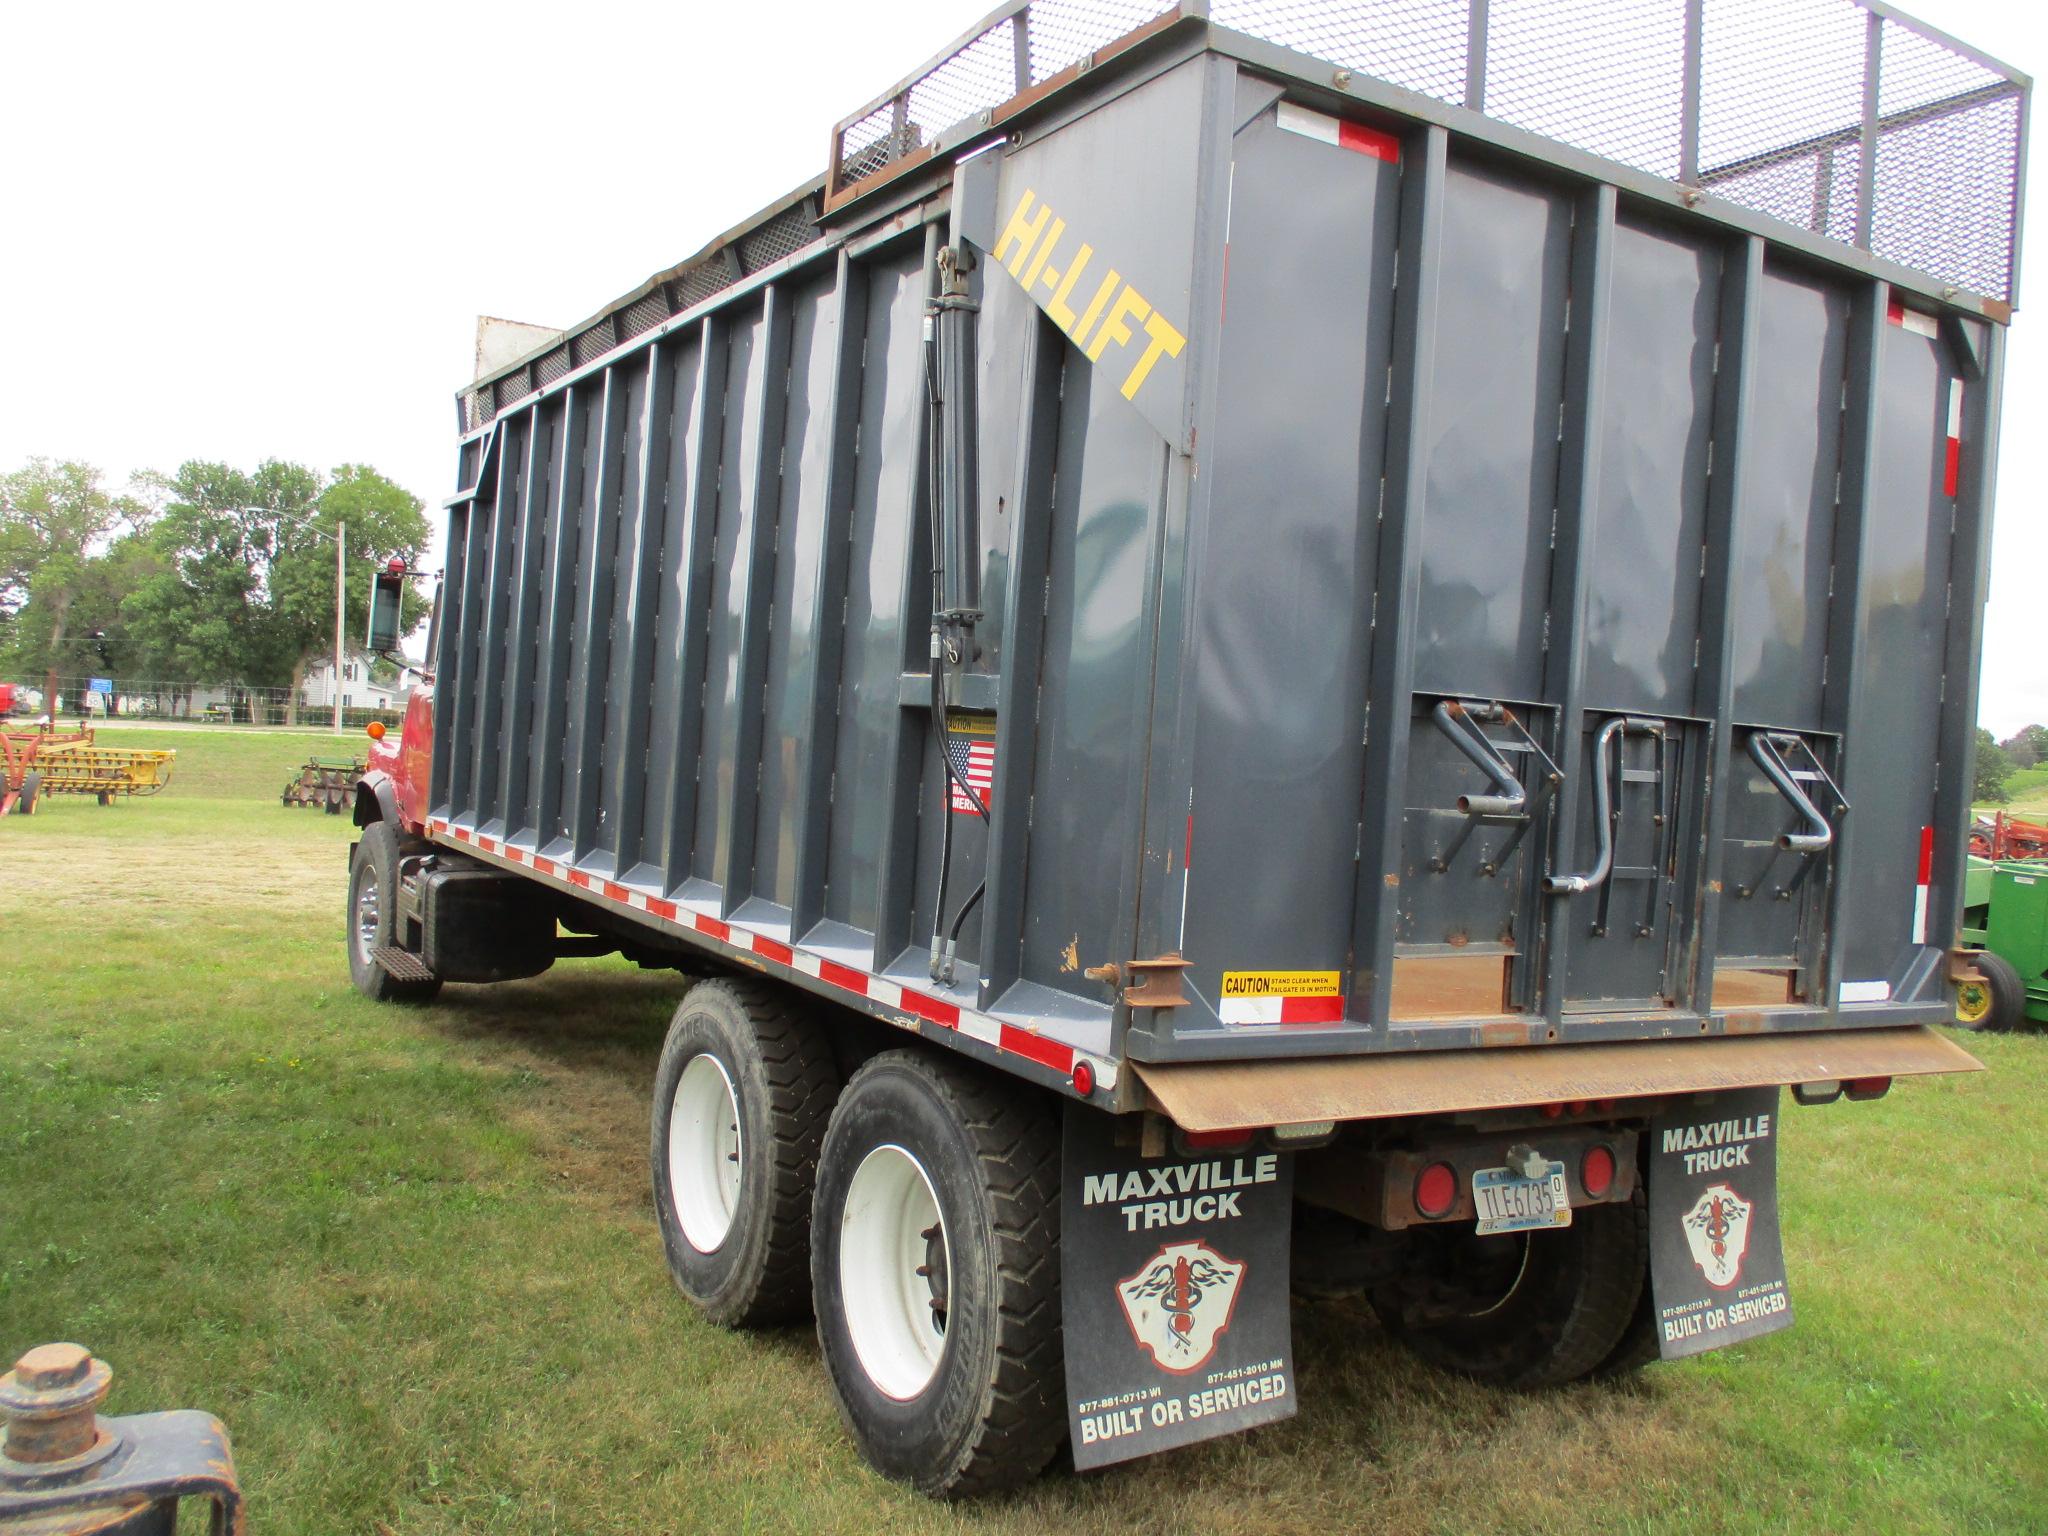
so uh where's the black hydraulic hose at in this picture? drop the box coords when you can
[948,880,985,944]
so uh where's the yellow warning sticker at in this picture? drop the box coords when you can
[1220,970,1343,999]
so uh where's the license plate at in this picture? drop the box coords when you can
[1471,1162,1572,1235]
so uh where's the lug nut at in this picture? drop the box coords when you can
[1,1342,113,1464]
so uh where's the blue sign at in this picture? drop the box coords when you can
[88,677,113,695]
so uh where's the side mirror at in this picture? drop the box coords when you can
[366,564,407,654]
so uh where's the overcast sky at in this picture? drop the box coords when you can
[3,0,2041,731]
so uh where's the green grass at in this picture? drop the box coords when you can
[2,734,2044,1534]
[1978,763,2048,819]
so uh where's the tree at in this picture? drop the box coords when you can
[0,460,153,692]
[124,461,431,717]
[1975,727,2013,804]
[1999,725,2042,770]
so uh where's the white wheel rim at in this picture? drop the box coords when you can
[839,1143,949,1401]
[669,1054,743,1254]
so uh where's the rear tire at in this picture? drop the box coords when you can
[346,821,440,1003]
[1588,1184,1659,1379]
[1372,1198,1647,1390]
[651,980,839,1327]
[1958,950,2025,1033]
[811,1051,1063,1498]
[18,771,38,815]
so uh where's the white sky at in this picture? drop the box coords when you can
[1,0,2041,731]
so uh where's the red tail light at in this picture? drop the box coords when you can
[1581,1144,1616,1198]
[1414,1161,1458,1219]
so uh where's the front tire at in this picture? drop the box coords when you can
[17,771,39,815]
[346,820,440,1003]
[651,979,838,1327]
[812,1051,1063,1498]
[1957,950,2025,1032]
[1372,1198,1647,1390]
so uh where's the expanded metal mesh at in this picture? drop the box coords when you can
[738,203,824,272]
[829,0,2024,302]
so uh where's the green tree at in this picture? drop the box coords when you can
[1998,725,2041,770]
[125,461,431,717]
[0,459,154,697]
[1975,727,2013,805]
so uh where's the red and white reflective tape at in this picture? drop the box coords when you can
[1886,298,1939,339]
[1943,378,1964,497]
[1275,102,1401,163]
[429,819,1116,1094]
[1912,823,1934,945]
[1218,993,1345,1026]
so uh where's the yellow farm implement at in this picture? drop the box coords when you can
[0,727,175,815]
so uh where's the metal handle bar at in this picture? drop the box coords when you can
[1543,716,1664,896]
[1430,700,1526,816]
[1746,731,1835,853]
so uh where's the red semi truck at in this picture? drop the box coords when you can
[347,0,2018,1497]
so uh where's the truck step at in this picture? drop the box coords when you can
[371,946,438,984]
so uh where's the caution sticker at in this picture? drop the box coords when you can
[1217,972,1345,1027]
[1219,970,1341,998]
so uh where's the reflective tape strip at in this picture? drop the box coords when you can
[430,813,1115,1095]
[1944,379,1964,496]
[1275,102,1400,162]
[1886,298,1939,338]
[1912,824,1933,945]
[1218,993,1345,1026]
[1840,979,1892,1004]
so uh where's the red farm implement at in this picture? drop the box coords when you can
[1970,811,2048,862]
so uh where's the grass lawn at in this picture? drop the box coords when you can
[2,731,2044,1534]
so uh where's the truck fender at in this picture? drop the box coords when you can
[353,769,400,830]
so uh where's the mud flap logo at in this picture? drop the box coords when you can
[1680,1183,1753,1289]
[1648,1088,1792,1360]
[1117,1241,1245,1373]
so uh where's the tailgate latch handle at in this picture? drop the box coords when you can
[1543,716,1664,896]
[1746,731,1845,854]
[1431,699,1527,816]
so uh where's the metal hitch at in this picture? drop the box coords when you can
[0,1342,243,1535]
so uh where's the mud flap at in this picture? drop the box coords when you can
[1647,1087,1795,1358]
[1059,1106,1296,1469]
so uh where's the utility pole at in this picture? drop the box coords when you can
[334,519,346,734]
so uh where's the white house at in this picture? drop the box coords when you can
[300,649,405,712]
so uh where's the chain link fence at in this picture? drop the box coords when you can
[7,677,407,732]
[827,0,2026,303]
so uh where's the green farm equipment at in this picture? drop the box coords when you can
[1955,854,2048,1031]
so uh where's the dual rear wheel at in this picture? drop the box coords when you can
[649,982,1064,1497]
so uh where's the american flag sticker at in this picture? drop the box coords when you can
[948,727,996,816]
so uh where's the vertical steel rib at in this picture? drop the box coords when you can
[661,316,731,889]
[608,346,677,878]
[1535,183,1618,1026]
[498,404,548,837]
[469,415,522,831]
[979,316,1062,1006]
[791,253,868,941]
[530,385,587,843]
[719,285,794,910]
[1350,123,1449,1034]
[1687,236,1766,1010]
[1818,280,1887,1004]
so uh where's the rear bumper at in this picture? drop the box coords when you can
[1135,1025,1981,1132]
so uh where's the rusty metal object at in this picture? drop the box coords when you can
[0,1345,110,1466]
[1120,953,1190,1008]
[1134,1025,1983,1133]
[281,756,366,812]
[0,1344,243,1536]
